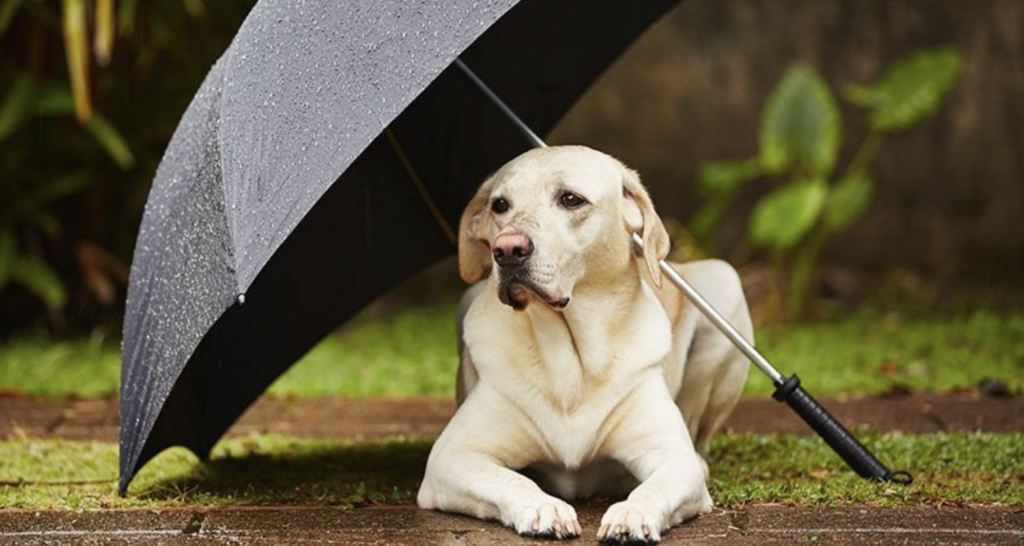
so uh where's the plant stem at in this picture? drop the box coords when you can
[786,130,885,318]
[788,225,830,318]
[843,130,885,179]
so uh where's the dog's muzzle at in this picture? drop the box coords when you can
[492,232,533,269]
[497,271,569,311]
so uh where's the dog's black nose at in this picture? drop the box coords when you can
[492,233,533,268]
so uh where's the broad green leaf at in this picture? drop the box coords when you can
[749,179,828,252]
[10,255,67,307]
[696,158,760,197]
[85,115,135,170]
[759,66,842,178]
[0,229,16,291]
[824,172,875,232]
[0,76,35,142]
[847,47,961,132]
[0,0,24,37]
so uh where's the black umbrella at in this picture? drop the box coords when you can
[119,0,680,493]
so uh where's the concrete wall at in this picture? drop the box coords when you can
[550,0,1024,282]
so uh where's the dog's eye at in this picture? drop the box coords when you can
[491,197,510,214]
[559,191,587,210]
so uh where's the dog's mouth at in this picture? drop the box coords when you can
[498,274,569,311]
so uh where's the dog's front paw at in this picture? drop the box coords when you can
[508,498,581,539]
[597,501,664,544]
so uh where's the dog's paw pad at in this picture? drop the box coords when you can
[597,501,662,544]
[512,499,581,539]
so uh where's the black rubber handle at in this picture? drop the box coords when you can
[773,375,912,484]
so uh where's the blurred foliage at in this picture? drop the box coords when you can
[0,0,255,334]
[690,47,961,320]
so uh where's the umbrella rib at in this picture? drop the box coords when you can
[385,128,457,245]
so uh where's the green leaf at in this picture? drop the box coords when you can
[0,228,16,292]
[35,83,76,115]
[118,0,137,34]
[184,0,207,20]
[10,255,67,307]
[31,212,63,240]
[847,47,961,132]
[0,76,130,169]
[62,0,92,122]
[824,172,875,232]
[85,115,135,170]
[12,172,93,220]
[0,76,36,142]
[696,158,760,197]
[0,79,78,143]
[759,66,842,178]
[749,179,828,252]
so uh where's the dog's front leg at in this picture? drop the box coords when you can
[420,450,581,539]
[419,396,581,539]
[598,389,712,543]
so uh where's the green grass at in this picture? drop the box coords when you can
[0,329,120,398]
[1,303,1021,399]
[750,307,1024,396]
[267,302,461,398]
[1,432,1020,509]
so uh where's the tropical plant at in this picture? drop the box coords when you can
[0,0,252,332]
[690,47,962,319]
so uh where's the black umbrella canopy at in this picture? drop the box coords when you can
[120,0,679,492]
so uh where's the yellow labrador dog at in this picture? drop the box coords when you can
[418,146,751,543]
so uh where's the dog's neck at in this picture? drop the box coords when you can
[522,261,673,412]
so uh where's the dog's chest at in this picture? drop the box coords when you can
[523,394,609,469]
[514,371,647,469]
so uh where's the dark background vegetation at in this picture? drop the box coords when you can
[1,0,1021,337]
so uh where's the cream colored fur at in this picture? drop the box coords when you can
[418,146,752,543]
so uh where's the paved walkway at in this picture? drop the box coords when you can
[2,393,1021,441]
[1,504,1021,545]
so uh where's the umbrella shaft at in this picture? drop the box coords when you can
[454,59,547,149]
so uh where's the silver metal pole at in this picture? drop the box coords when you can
[455,56,786,385]
[453,59,547,149]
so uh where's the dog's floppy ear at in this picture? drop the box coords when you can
[621,165,670,288]
[458,176,497,283]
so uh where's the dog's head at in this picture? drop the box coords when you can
[458,146,669,311]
